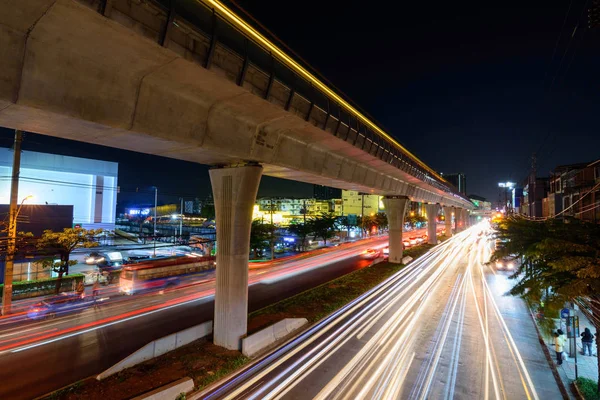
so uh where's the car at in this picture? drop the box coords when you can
[402,239,411,248]
[495,258,516,271]
[383,247,389,255]
[409,237,418,246]
[416,236,424,244]
[85,251,105,265]
[361,248,381,259]
[27,292,91,320]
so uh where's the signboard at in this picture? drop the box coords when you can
[560,308,570,319]
[128,208,150,216]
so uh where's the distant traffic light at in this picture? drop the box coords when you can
[590,0,600,29]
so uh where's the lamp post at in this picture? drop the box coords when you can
[1,195,33,315]
[153,186,158,257]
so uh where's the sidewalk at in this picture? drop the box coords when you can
[537,309,598,395]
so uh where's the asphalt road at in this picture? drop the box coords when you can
[0,232,420,400]
[200,224,562,400]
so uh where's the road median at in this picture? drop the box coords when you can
[41,242,437,400]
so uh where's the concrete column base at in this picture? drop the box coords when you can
[210,164,263,350]
[383,196,410,264]
[443,206,454,237]
[425,203,440,245]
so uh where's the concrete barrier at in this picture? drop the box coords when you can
[131,377,194,400]
[242,318,307,358]
[96,321,212,380]
[402,256,413,264]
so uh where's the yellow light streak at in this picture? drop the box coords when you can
[203,0,447,184]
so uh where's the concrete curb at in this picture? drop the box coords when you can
[527,308,572,400]
[96,321,212,380]
[401,256,413,264]
[571,381,585,400]
[242,318,308,358]
[131,377,194,400]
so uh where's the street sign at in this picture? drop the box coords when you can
[561,308,570,319]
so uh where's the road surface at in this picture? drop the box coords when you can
[0,231,428,400]
[200,224,562,400]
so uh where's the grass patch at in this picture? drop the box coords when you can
[576,377,600,400]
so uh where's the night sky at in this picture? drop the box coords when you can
[1,0,599,208]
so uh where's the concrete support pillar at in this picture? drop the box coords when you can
[425,203,440,245]
[443,206,454,237]
[383,196,410,264]
[209,164,263,350]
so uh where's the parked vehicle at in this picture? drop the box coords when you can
[27,292,91,320]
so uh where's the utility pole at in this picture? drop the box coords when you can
[153,186,157,257]
[270,198,275,260]
[179,197,183,238]
[361,193,365,238]
[303,199,307,224]
[2,130,23,316]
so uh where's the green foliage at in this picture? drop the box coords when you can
[250,219,274,259]
[288,222,313,251]
[576,377,600,400]
[0,274,84,297]
[200,204,215,220]
[492,216,600,392]
[309,212,337,245]
[35,227,102,294]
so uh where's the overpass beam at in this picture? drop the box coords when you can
[425,203,440,245]
[443,206,454,237]
[209,164,263,350]
[383,196,410,264]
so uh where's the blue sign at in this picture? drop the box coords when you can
[561,308,570,319]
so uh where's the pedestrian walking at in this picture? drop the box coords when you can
[554,329,566,365]
[92,279,100,300]
[581,327,595,356]
[76,280,85,297]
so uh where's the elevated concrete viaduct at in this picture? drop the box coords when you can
[0,0,474,349]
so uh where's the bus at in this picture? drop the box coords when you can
[119,255,216,295]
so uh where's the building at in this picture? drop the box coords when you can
[547,160,599,223]
[441,173,467,196]
[468,195,492,211]
[341,191,383,217]
[511,187,524,213]
[313,185,342,200]
[522,175,549,218]
[0,148,118,230]
[253,197,334,225]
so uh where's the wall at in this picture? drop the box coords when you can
[342,190,382,216]
[0,148,118,229]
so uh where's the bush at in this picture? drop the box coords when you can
[0,274,84,298]
[576,377,600,400]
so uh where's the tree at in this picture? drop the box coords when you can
[374,212,388,232]
[200,204,215,220]
[288,222,312,251]
[310,212,337,246]
[338,216,357,239]
[36,228,102,294]
[492,216,600,393]
[249,220,273,259]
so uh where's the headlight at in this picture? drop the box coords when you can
[507,263,514,269]
[496,262,502,268]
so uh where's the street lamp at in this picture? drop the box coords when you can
[498,182,515,213]
[1,194,33,315]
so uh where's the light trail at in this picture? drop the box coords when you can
[0,237,390,354]
[201,223,551,400]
